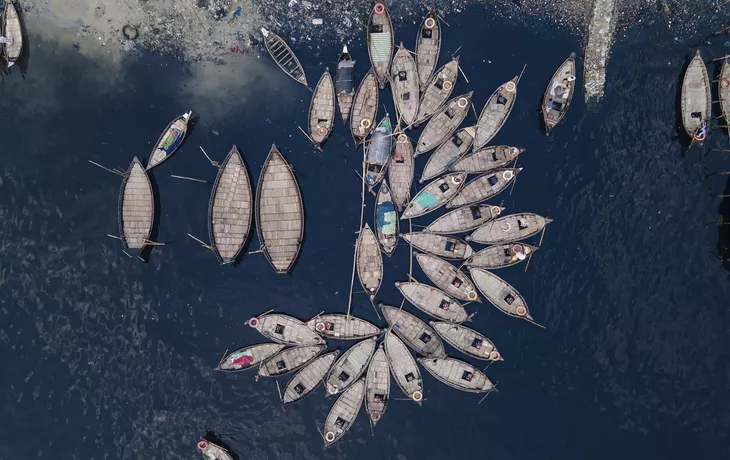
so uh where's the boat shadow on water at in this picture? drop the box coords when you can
[716,175,730,273]
[202,432,240,460]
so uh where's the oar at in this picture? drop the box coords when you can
[88,160,124,176]
[200,146,219,168]
[171,174,210,184]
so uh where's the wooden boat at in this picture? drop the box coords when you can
[384,331,423,403]
[356,223,383,301]
[681,50,710,140]
[426,204,504,234]
[450,145,525,174]
[401,232,473,260]
[197,439,233,460]
[430,322,502,361]
[367,2,394,88]
[118,157,154,258]
[415,12,441,93]
[365,344,390,427]
[720,59,730,141]
[283,350,340,404]
[248,312,326,346]
[365,115,393,190]
[336,45,356,123]
[261,28,308,87]
[390,43,420,125]
[471,268,540,326]
[305,313,381,340]
[420,126,476,182]
[2,0,22,67]
[414,57,459,126]
[350,69,379,147]
[380,304,446,357]
[416,91,474,155]
[388,130,414,210]
[256,145,304,274]
[418,356,495,393]
[415,253,479,302]
[473,77,519,150]
[258,344,326,378]
[464,242,538,269]
[324,337,377,395]
[308,71,336,150]
[446,168,522,209]
[395,281,469,323]
[323,379,365,447]
[375,181,398,256]
[215,343,286,371]
[542,53,577,133]
[208,145,252,265]
[466,213,552,245]
[401,173,466,219]
[146,111,192,170]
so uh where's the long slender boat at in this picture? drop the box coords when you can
[473,77,519,150]
[418,356,496,393]
[420,126,476,181]
[388,130,414,210]
[430,321,502,361]
[247,312,326,346]
[215,343,285,371]
[118,157,154,259]
[367,2,394,88]
[464,242,538,269]
[365,115,393,191]
[336,45,356,123]
[390,43,420,125]
[305,313,381,340]
[2,0,23,67]
[356,223,383,301]
[395,281,469,323]
[350,69,379,147]
[146,111,192,170]
[450,146,525,174]
[414,57,459,126]
[197,439,233,460]
[415,253,479,302]
[375,181,398,255]
[384,331,423,404]
[323,379,365,447]
[542,53,577,133]
[308,71,336,150]
[364,344,390,428]
[324,337,377,395]
[380,304,446,357]
[400,232,473,260]
[446,168,522,209]
[426,204,504,234]
[283,350,340,404]
[466,213,552,245]
[471,268,542,327]
[680,50,710,141]
[416,92,473,155]
[401,173,466,219]
[258,345,326,378]
[415,12,441,92]
[261,28,308,87]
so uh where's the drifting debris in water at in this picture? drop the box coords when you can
[583,0,617,101]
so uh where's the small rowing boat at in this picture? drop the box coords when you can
[449,146,525,174]
[430,322,501,361]
[395,281,469,323]
[401,232,473,260]
[384,331,423,403]
[380,304,446,357]
[680,50,710,141]
[308,71,336,150]
[261,28,308,87]
[248,312,326,346]
[426,204,504,234]
[365,114,393,190]
[146,111,192,170]
[375,181,398,256]
[720,58,730,142]
[415,12,441,93]
[1,0,22,67]
[473,77,519,150]
[471,268,541,326]
[356,223,383,301]
[390,43,420,125]
[414,57,459,126]
[542,53,577,133]
[420,126,476,182]
[258,344,326,378]
[416,92,474,155]
[323,379,365,447]
[401,173,466,219]
[324,337,378,395]
[305,313,381,340]
[336,45,356,123]
[415,253,479,302]
[197,439,233,460]
[350,69,379,148]
[367,2,394,89]
[447,168,521,209]
[466,213,552,245]
[418,356,495,393]
[364,344,390,428]
[215,343,285,371]
[283,350,340,404]
[464,242,538,269]
[118,157,154,258]
[388,130,414,210]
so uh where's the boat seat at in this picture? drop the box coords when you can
[445,107,456,118]
[398,71,408,81]
[294,383,306,394]
[517,219,528,230]
[434,78,444,89]
[275,324,285,334]
[422,29,432,39]
[461,371,474,381]
[418,332,432,343]
[503,294,515,305]
[444,241,456,252]
[276,360,287,370]
[691,112,703,119]
[374,393,386,402]
[335,417,348,428]
[338,371,350,382]
[405,372,416,382]
[393,153,405,163]
[401,92,411,101]
[497,95,508,105]
[368,163,383,173]
[438,182,450,192]
[471,338,483,349]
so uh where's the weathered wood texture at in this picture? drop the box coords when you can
[256,145,304,274]
[447,168,521,208]
[375,181,398,256]
[467,213,552,245]
[309,71,336,146]
[388,132,414,210]
[720,59,730,141]
[380,304,446,357]
[305,314,381,340]
[365,345,390,426]
[471,268,535,322]
[474,77,519,149]
[147,112,192,170]
[450,145,524,174]
[336,46,356,123]
[365,115,393,190]
[401,232,473,260]
[415,12,441,92]
[395,281,469,323]
[542,53,576,132]
[390,44,420,125]
[283,350,339,404]
[431,322,501,361]
[2,0,22,63]
[420,126,476,181]
[118,157,154,255]
[208,145,252,264]
[465,242,537,269]
[426,204,504,234]
[384,331,423,401]
[416,92,473,155]
[681,51,711,137]
[258,344,326,377]
[415,58,459,125]
[401,173,466,219]
[350,69,379,147]
[418,356,495,393]
[367,4,394,87]
[356,224,383,300]
[415,253,479,302]
[261,28,308,87]
[216,343,286,372]
[199,440,233,460]
[325,337,377,395]
[323,379,365,446]
[251,313,326,345]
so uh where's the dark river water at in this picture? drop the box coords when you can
[1,4,730,460]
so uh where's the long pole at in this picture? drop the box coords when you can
[346,148,368,320]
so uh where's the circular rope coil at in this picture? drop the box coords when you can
[248,317,259,328]
[512,244,524,254]
[451,175,463,185]
[325,431,336,442]
[505,81,516,92]
[360,118,372,129]
[457,97,468,108]
[501,221,512,232]
[197,441,208,451]
[502,170,514,181]
[489,350,501,361]
[316,322,326,332]
[317,126,329,137]
[371,412,381,421]
[723,78,730,89]
[491,206,501,216]
[467,290,478,301]
[397,133,408,143]
[425,17,436,29]
[442,80,453,91]
[412,391,423,402]
[374,3,385,14]
[509,147,519,157]
[515,306,527,317]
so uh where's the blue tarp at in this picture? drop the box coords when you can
[415,191,439,208]
[377,202,397,235]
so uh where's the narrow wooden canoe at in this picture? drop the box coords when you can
[208,145,252,265]
[2,0,22,66]
[681,50,710,139]
[390,43,420,125]
[356,223,383,301]
[401,172,466,219]
[473,77,519,149]
[415,253,479,302]
[375,181,399,256]
[542,53,577,133]
[258,344,326,378]
[305,313,381,340]
[197,440,233,460]
[118,157,154,257]
[426,204,504,234]
[261,28,308,87]
[380,304,446,357]
[323,379,365,447]
[414,57,459,126]
[471,268,540,326]
[324,337,378,395]
[350,69,379,148]
[365,115,393,191]
[283,350,340,404]
[248,312,326,346]
[395,281,469,323]
[256,145,304,274]
[336,45,356,123]
[464,242,538,269]
[450,146,525,174]
[415,12,441,93]
[401,232,473,260]
[215,343,286,372]
[720,59,730,142]
[308,71,336,150]
[416,91,474,155]
[420,126,476,182]
[447,168,522,209]
[147,111,192,170]
[418,356,495,393]
[466,213,552,245]
[430,322,501,361]
[365,344,390,427]
[384,331,423,403]
[388,130,414,210]
[367,2,394,88]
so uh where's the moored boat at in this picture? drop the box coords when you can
[323,379,365,447]
[384,331,423,403]
[542,53,577,133]
[473,77,519,149]
[390,43,420,125]
[416,92,474,155]
[367,2,394,88]
[380,304,446,357]
[430,321,502,361]
[446,168,522,209]
[215,343,286,371]
[426,204,504,234]
[324,336,378,395]
[336,45,356,123]
[248,312,326,346]
[415,12,441,93]
[420,126,476,181]
[375,181,398,256]
[464,242,537,269]
[2,0,22,67]
[414,57,459,126]
[146,111,192,170]
[415,253,479,302]
[395,281,469,323]
[197,439,233,460]
[680,50,710,141]
[449,146,525,175]
[118,157,154,258]
[364,344,390,427]
[261,28,308,87]
[388,131,415,210]
[418,356,496,393]
[471,268,540,326]
[350,69,379,147]
[365,115,393,190]
[401,232,473,260]
[308,71,336,150]
[283,350,340,404]
[258,344,326,378]
[401,173,466,219]
[466,213,552,245]
[305,313,381,340]
[356,223,383,301]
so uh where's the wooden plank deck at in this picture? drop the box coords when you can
[395,281,469,323]
[283,351,339,404]
[415,12,441,93]
[118,157,154,256]
[390,43,420,125]
[250,313,325,345]
[415,58,459,125]
[401,232,473,260]
[323,379,365,447]
[447,168,521,209]
[418,356,495,393]
[388,132,414,210]
[426,204,504,234]
[384,331,423,402]
[258,344,326,377]
[380,304,446,357]
[356,224,383,300]
[420,126,476,181]
[474,77,519,149]
[365,344,390,427]
[305,313,381,340]
[309,71,336,147]
[450,146,524,175]
[416,92,473,155]
[681,51,710,137]
[431,321,501,361]
[324,337,377,395]
[415,253,479,302]
[350,69,379,147]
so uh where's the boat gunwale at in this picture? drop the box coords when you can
[117,156,154,257]
[308,70,336,149]
[542,53,577,133]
